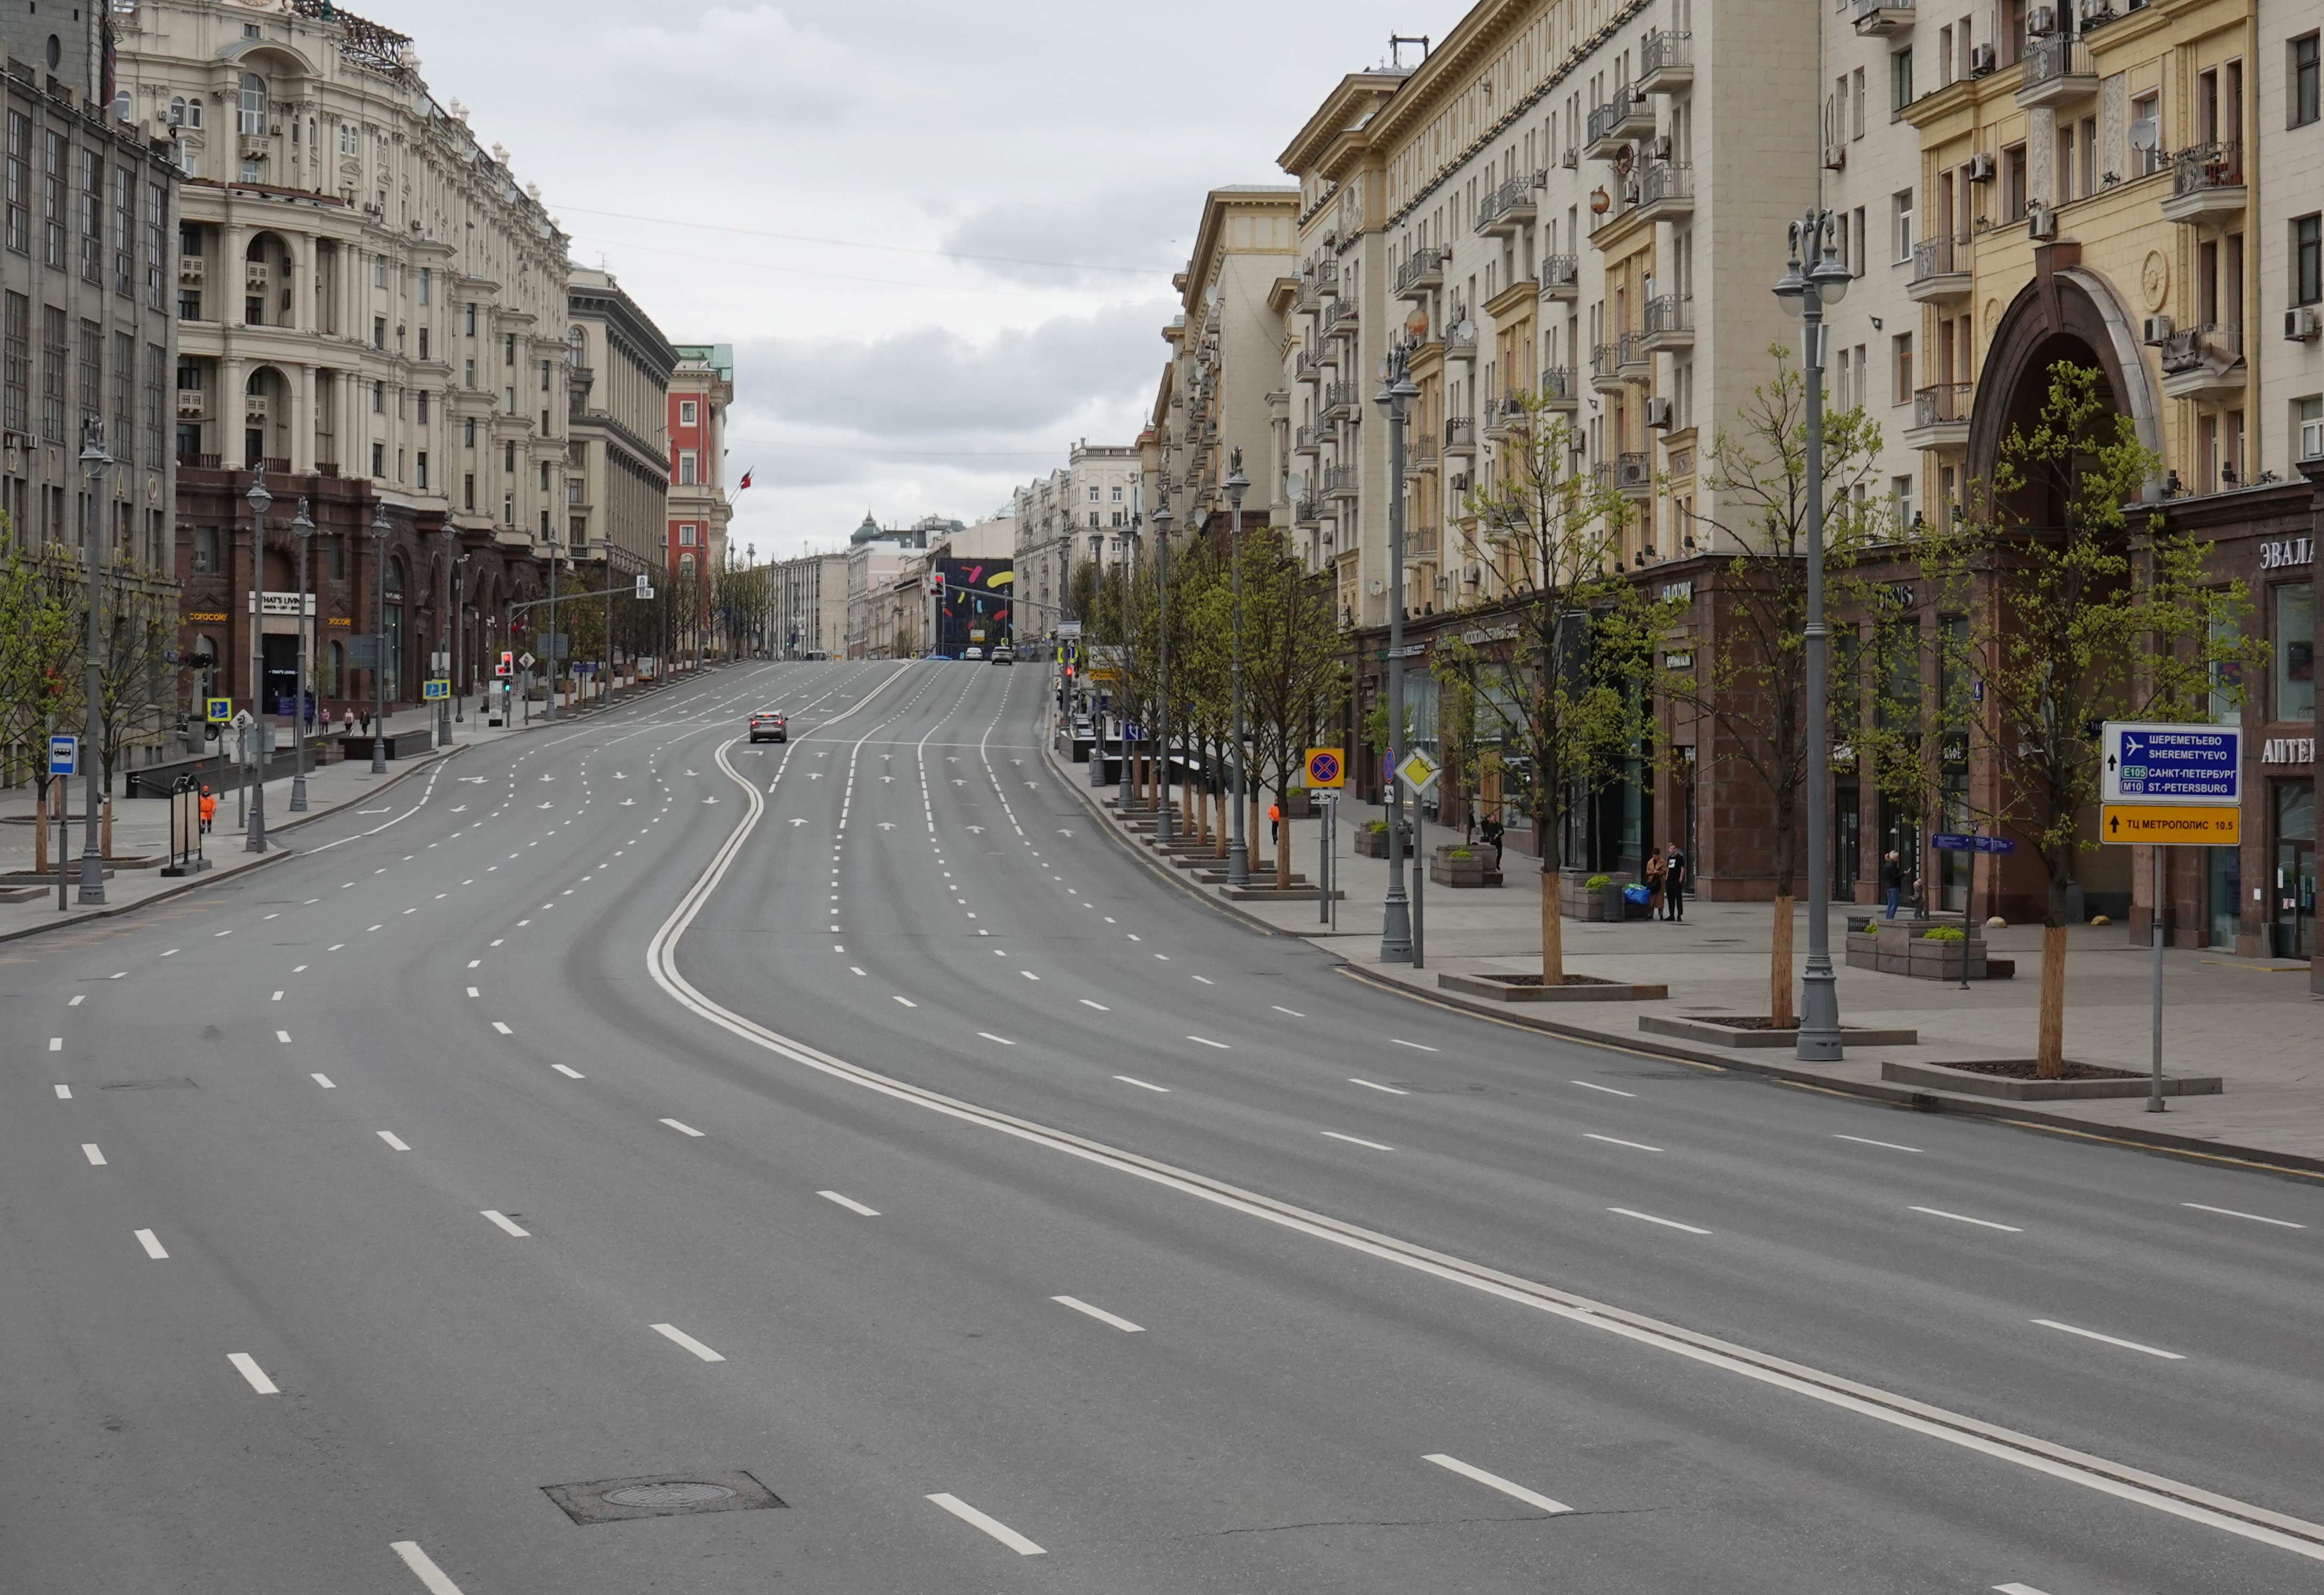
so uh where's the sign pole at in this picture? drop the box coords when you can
[2150,844,2166,1113]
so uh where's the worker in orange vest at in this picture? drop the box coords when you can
[198,787,217,834]
[1268,799,1281,844]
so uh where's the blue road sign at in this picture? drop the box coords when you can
[1934,834,2018,854]
[1122,721,1145,740]
[47,734,76,776]
[2102,722,2240,804]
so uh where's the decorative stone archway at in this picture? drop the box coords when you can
[1968,243,2165,507]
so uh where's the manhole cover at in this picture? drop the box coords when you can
[542,1470,786,1526]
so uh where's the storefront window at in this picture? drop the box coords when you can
[2276,581,2314,722]
[2276,780,2315,960]
[2205,843,2241,949]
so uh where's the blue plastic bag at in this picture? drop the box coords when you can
[1622,883,1651,905]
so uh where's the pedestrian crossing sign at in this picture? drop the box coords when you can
[206,697,232,723]
[422,679,450,701]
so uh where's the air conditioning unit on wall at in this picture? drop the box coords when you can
[2026,201,2057,240]
[2143,315,2175,346]
[2287,306,2324,342]
[1967,152,1997,182]
[1646,397,1674,428]
[1970,43,1997,75]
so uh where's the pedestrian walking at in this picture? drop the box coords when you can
[1662,842,1688,921]
[1479,814,1504,870]
[358,706,372,736]
[198,787,216,834]
[1267,799,1281,844]
[1881,850,1903,918]
[340,707,354,736]
[1644,849,1667,918]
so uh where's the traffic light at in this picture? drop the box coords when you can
[497,651,514,677]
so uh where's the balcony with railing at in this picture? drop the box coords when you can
[1324,297,1359,336]
[1640,293,1694,353]
[1617,331,1652,380]
[1634,160,1693,222]
[1293,423,1324,456]
[1294,494,1324,527]
[1590,341,1625,394]
[1908,234,1971,303]
[1638,29,1693,92]
[2159,141,2245,224]
[1408,436,1441,477]
[1615,452,1653,497]
[1539,365,1579,412]
[1852,0,1914,35]
[1443,317,1478,359]
[2158,323,2245,398]
[1293,349,1321,383]
[1444,415,1478,454]
[1321,380,1360,419]
[1538,253,1579,302]
[1321,463,1359,500]
[1475,174,1541,237]
[1313,259,1341,297]
[1903,381,1973,448]
[1483,395,1529,440]
[2017,35,2096,108]
[1395,245,1448,300]
[1584,91,1656,159]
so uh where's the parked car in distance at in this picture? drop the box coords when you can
[748,712,787,743]
[990,646,1013,665]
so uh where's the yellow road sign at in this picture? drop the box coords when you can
[2101,804,2240,845]
[1397,749,1440,794]
[1304,747,1345,789]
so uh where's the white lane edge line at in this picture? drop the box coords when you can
[817,1190,880,1216]
[650,1323,726,1362]
[660,1118,705,1137]
[1115,1075,1170,1093]
[1911,1205,2023,1233]
[227,1353,279,1394]
[390,1541,467,1595]
[2031,1318,2184,1360]
[1051,1295,1145,1333]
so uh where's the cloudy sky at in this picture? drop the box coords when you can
[375,0,1423,561]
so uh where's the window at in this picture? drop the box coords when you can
[2296,214,2322,305]
[679,524,698,547]
[462,358,475,389]
[1892,48,1914,112]
[464,302,478,336]
[2277,580,2315,722]
[238,73,267,137]
[679,400,698,428]
[183,97,203,131]
[373,254,387,289]
[1110,484,1123,501]
[2004,143,2029,220]
[417,267,431,305]
[1893,333,1914,404]
[372,441,386,478]
[76,320,99,441]
[2296,34,2321,128]
[538,461,550,492]
[145,344,164,468]
[41,131,62,270]
[503,333,516,365]
[503,492,514,526]
[373,316,386,350]
[679,451,697,486]
[415,391,429,424]
[416,452,428,491]
[179,289,200,322]
[4,112,24,255]
[2132,92,2163,175]
[193,526,217,572]
[539,359,550,392]
[1893,191,1914,261]
[417,326,429,361]
[372,381,385,414]
[1891,475,1914,524]
[566,326,585,366]
[463,473,475,510]
[1,294,23,437]
[504,441,516,473]
[339,123,358,157]
[463,417,476,448]
[145,184,166,309]
[1852,67,1867,138]
[1088,510,1100,528]
[2300,396,2324,462]
[78,151,102,284]
[502,386,515,415]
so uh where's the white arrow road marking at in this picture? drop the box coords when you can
[789,818,808,827]
[877,821,896,830]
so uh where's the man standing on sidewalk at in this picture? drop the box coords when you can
[1881,850,1903,918]
[1662,842,1687,922]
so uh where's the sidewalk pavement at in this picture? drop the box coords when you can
[1045,727,2324,1175]
[0,670,708,944]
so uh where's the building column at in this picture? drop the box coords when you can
[217,356,245,465]
[292,363,316,475]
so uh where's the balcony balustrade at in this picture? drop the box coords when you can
[1538,253,1579,302]
[1640,294,1693,353]
[1852,0,1914,36]
[1904,381,1973,447]
[1395,245,1449,300]
[1908,234,1971,303]
[2017,35,2096,108]
[2159,141,2246,224]
[1639,29,1693,91]
[1444,415,1478,453]
[1635,160,1693,222]
[2158,323,2245,398]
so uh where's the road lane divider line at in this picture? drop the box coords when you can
[491,1022,512,1034]
[1052,1295,1144,1333]
[2032,1319,2184,1361]
[378,1132,410,1151]
[1422,1453,1572,1514]
[1572,1080,1637,1097]
[1349,1079,1409,1095]
[1322,1132,1394,1151]
[1911,1206,2023,1232]
[1115,1075,1171,1093]
[648,716,2324,1569]
[135,1228,168,1259]
[552,1064,584,1079]
[1835,1133,1924,1152]
[661,1119,705,1137]
[53,1084,70,1099]
[1608,1207,1710,1235]
[228,1353,279,1394]
[2182,1201,2304,1229]
[818,1190,880,1216]
[481,1211,530,1237]
[1586,1134,1663,1153]
[81,1144,105,1165]
[1186,1035,1230,1049]
[389,1541,467,1595]
[926,1494,1045,1556]
[311,1073,335,1088]
[651,1323,726,1362]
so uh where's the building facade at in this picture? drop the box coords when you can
[667,341,732,647]
[566,266,674,581]
[770,548,848,658]
[1011,438,1135,638]
[113,0,570,713]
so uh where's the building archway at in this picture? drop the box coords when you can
[244,365,292,468]
[1967,246,2165,520]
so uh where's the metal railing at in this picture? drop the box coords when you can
[1586,98,1637,147]
[1539,253,1578,291]
[1852,0,1912,22]
[1321,463,1358,496]
[2170,140,2243,199]
[1540,365,1576,402]
[1644,294,1693,337]
[1618,330,1649,370]
[1591,342,1621,382]
[1912,381,1973,428]
[1912,233,1966,282]
[2021,35,2094,92]
[1320,380,1360,413]
[1394,245,1448,294]
[1616,452,1652,491]
[1639,160,1693,207]
[2159,323,2242,375]
[1641,29,1692,79]
[1444,416,1476,447]
[1324,298,1359,334]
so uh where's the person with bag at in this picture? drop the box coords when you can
[1643,850,1667,918]
[1662,842,1688,921]
[1880,850,1903,918]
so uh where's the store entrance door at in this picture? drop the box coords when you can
[2275,780,2315,960]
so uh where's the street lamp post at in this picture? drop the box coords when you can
[76,427,113,902]
[1115,525,1135,807]
[436,532,454,747]
[1224,452,1250,886]
[244,475,273,854]
[1152,497,1173,845]
[544,529,560,723]
[453,553,471,723]
[1374,351,1421,962]
[288,498,315,812]
[1773,208,1853,1063]
[370,500,389,775]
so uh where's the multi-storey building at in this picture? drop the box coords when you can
[0,12,184,783]
[1011,438,1136,637]
[1153,185,1296,537]
[566,268,673,599]
[666,341,732,644]
[116,0,569,713]
[770,547,848,658]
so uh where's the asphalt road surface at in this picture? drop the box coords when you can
[8,659,2324,1593]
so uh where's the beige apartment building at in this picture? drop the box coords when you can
[771,547,848,658]
[566,268,674,587]
[114,0,572,707]
[1012,438,1137,637]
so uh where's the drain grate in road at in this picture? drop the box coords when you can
[542,1470,786,1526]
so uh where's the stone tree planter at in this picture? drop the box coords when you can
[1351,823,1392,859]
[1844,917,2011,979]
[1429,845,1503,887]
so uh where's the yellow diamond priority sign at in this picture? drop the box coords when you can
[1397,749,1439,795]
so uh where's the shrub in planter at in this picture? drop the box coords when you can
[1921,925,1966,941]
[1585,874,1612,890]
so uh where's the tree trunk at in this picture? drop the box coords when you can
[1540,807,1564,985]
[34,777,49,874]
[1276,789,1292,890]
[1770,897,1796,1028]
[2037,872,2071,1076]
[1212,784,1227,858]
[1248,794,1262,869]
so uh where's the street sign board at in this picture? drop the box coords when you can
[1122,721,1146,741]
[2101,722,2240,805]
[345,635,381,669]
[47,734,75,776]
[1397,749,1440,795]
[2102,804,2240,845]
[422,679,449,701]
[1932,834,2018,854]
[230,709,254,731]
[1304,748,1345,789]
[1057,622,1083,639]
[634,574,654,599]
[206,696,232,723]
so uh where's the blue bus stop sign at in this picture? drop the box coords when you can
[47,734,76,776]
